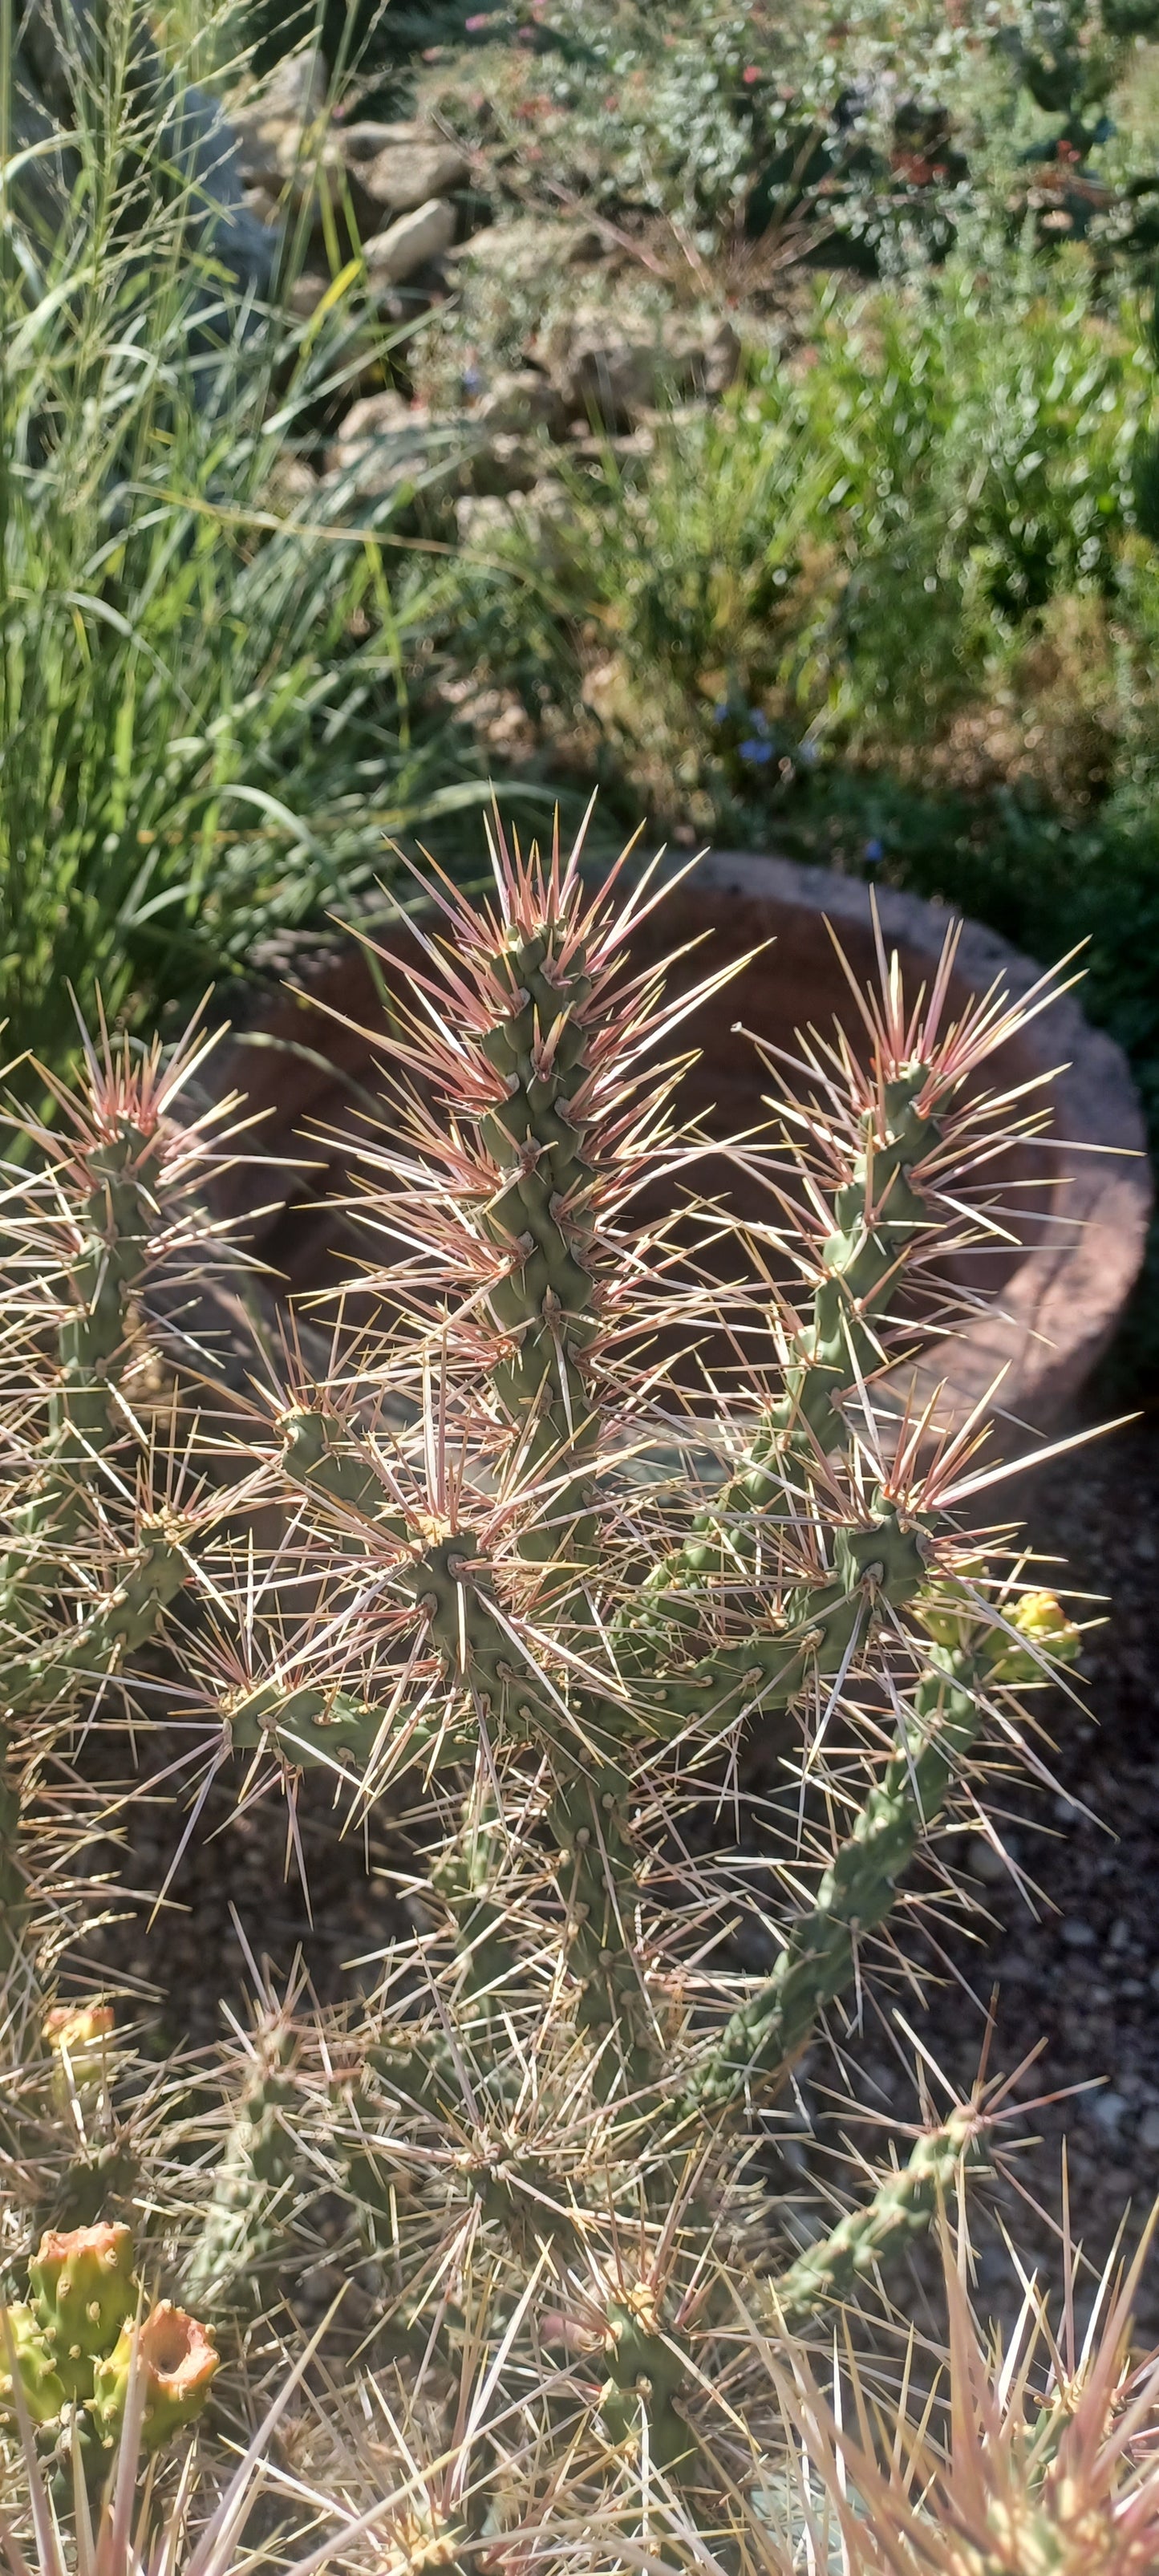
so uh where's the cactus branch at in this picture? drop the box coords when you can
[765,2106,980,2327]
[683,1647,983,2117]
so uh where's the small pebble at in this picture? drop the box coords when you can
[1088,2090,1129,2135]
[1061,1919,1097,1949]
[1140,2107,1159,2152]
[967,1835,1009,1884]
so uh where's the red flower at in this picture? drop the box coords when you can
[742,65,761,86]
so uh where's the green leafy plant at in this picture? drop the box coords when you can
[2,810,1129,2566]
[0,0,496,1091]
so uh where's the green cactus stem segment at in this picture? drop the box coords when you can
[0,1118,173,1594]
[634,1066,944,1632]
[598,2300,693,2469]
[29,2220,136,2400]
[476,927,605,1568]
[278,1405,409,1537]
[0,2302,69,2424]
[0,1522,189,1718]
[683,1646,982,2117]
[766,2107,980,2327]
[182,2046,298,2314]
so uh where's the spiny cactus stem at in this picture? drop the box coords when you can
[432,1792,524,2007]
[640,1067,942,1624]
[182,2042,298,2314]
[0,1722,28,1975]
[1,1524,189,1718]
[278,1405,408,1535]
[2,1122,170,1595]
[478,924,603,1566]
[683,1646,981,2116]
[765,2107,981,2327]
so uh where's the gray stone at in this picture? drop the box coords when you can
[252,45,328,121]
[472,370,569,439]
[1088,2089,1129,2134]
[448,217,602,278]
[286,272,331,320]
[338,121,423,163]
[1140,2105,1159,2151]
[361,141,471,215]
[5,1,277,314]
[1062,1917,1097,1948]
[242,184,282,229]
[327,391,420,464]
[363,199,456,286]
[467,434,540,498]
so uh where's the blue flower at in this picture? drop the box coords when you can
[739,737,775,765]
[864,837,884,864]
[712,701,733,725]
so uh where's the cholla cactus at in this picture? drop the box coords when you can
[770,2207,1159,2576]
[0,814,1129,2563]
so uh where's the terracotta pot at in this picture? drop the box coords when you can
[204,849,1151,1435]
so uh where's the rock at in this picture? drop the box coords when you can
[1062,1917,1097,1949]
[1141,2104,1159,2150]
[448,217,602,278]
[253,44,328,121]
[326,398,536,513]
[276,128,350,218]
[327,391,419,462]
[286,272,331,320]
[361,141,471,215]
[338,120,423,163]
[663,312,740,397]
[264,455,320,509]
[241,184,282,228]
[229,112,289,194]
[556,333,659,429]
[539,305,742,428]
[472,369,569,439]
[363,199,456,286]
[467,434,540,498]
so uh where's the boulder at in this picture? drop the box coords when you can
[361,140,471,214]
[542,307,743,427]
[466,435,541,498]
[472,370,569,439]
[447,217,602,279]
[286,271,331,320]
[252,45,328,121]
[327,392,419,462]
[363,199,456,286]
[338,120,425,163]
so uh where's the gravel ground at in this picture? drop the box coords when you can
[81,1407,1159,2335]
